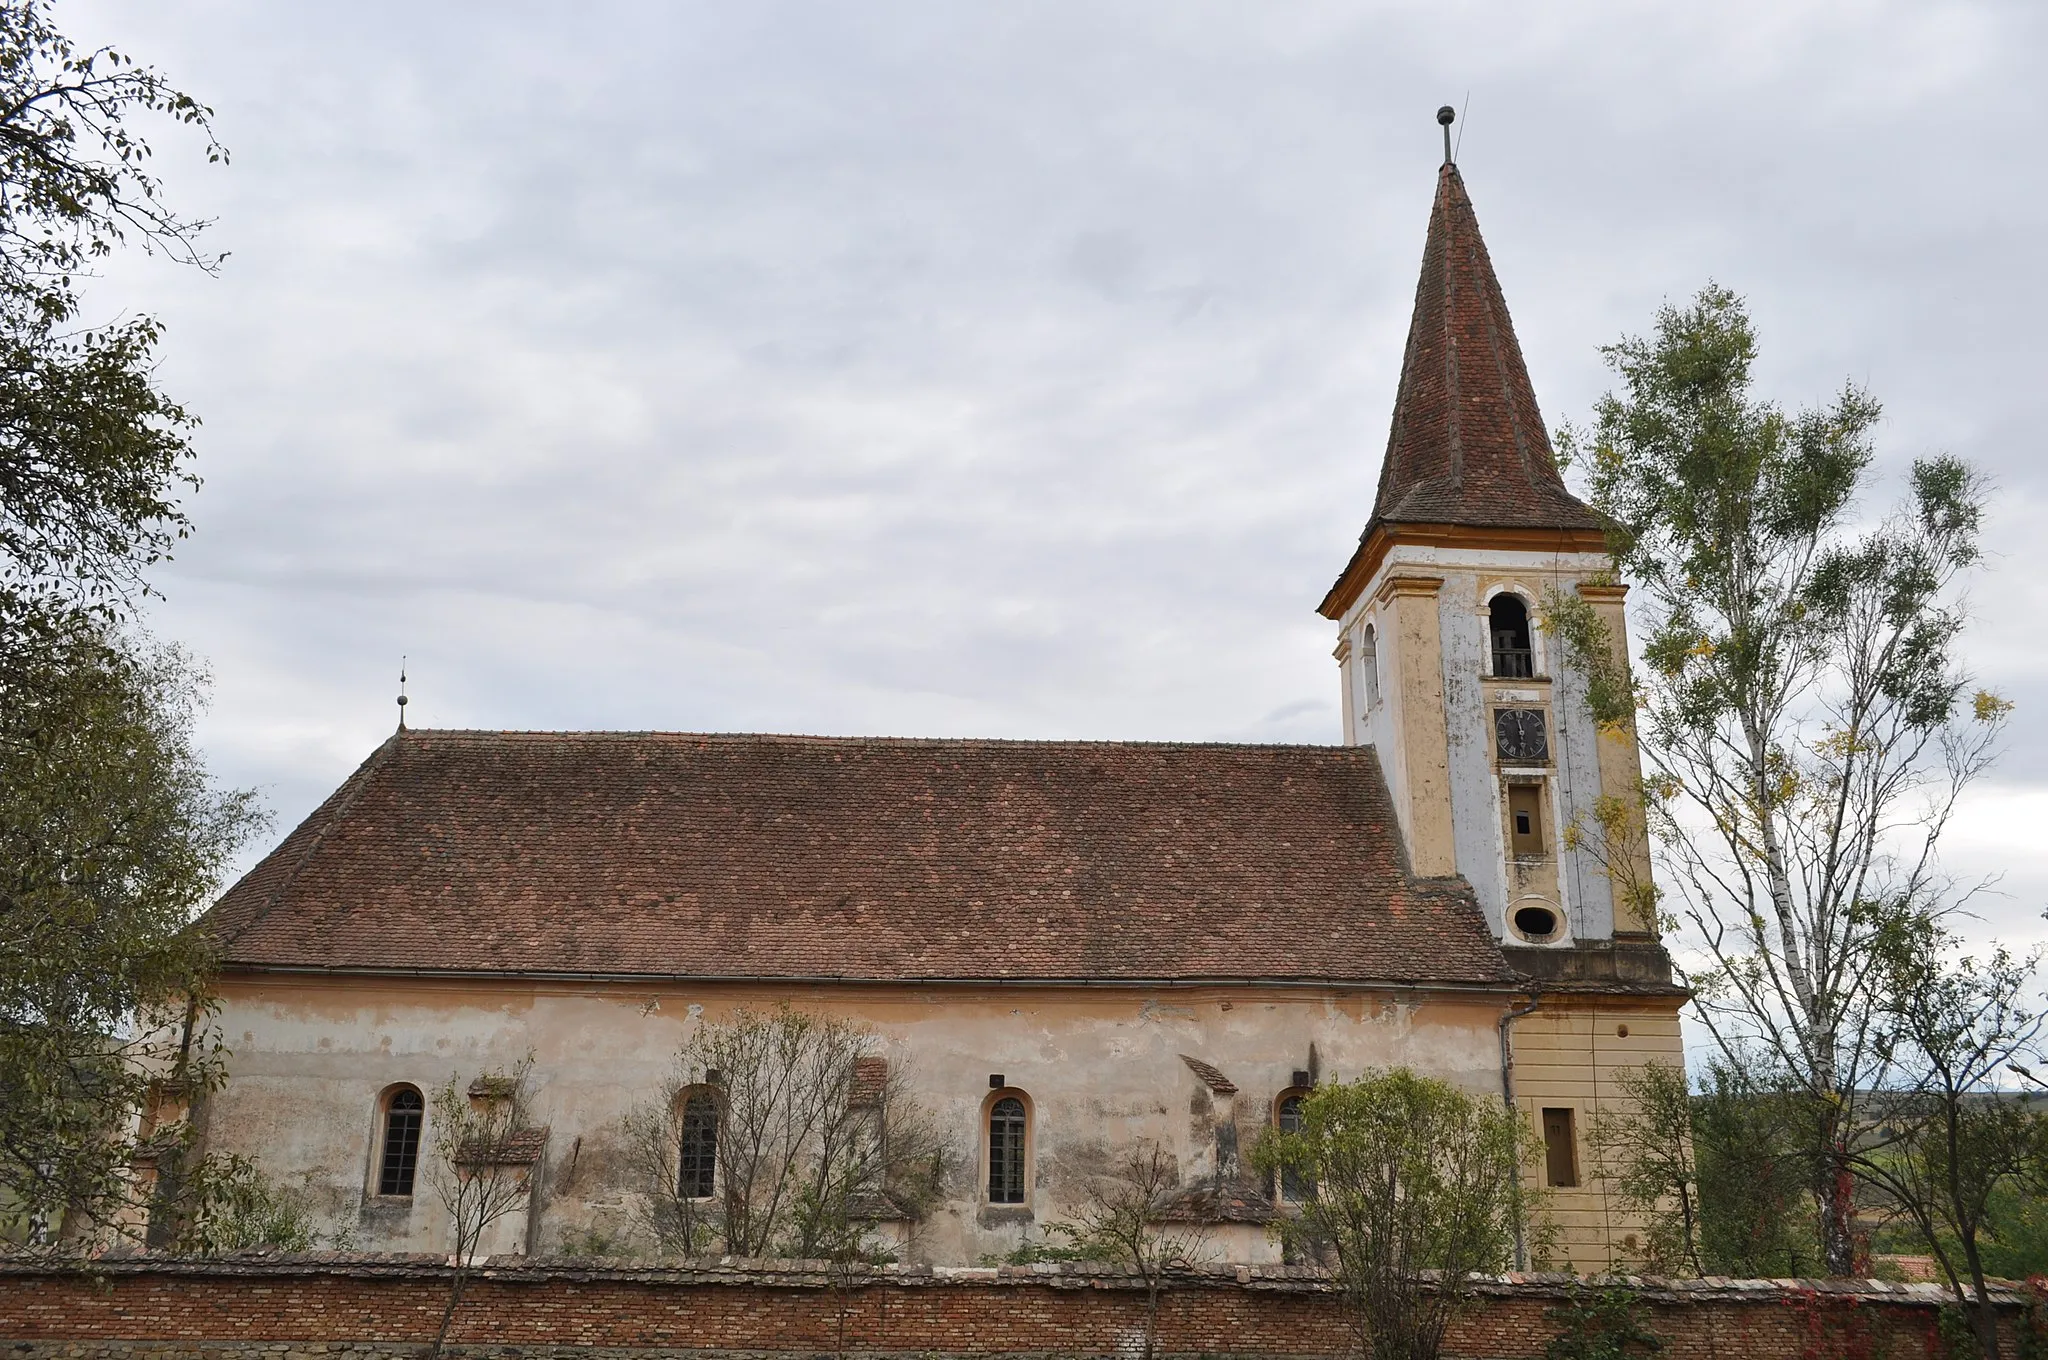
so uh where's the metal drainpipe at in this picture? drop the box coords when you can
[1498,986,1543,1270]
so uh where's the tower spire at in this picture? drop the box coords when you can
[1318,133,1604,620]
[1366,147,1600,535]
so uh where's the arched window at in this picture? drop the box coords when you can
[377,1087,424,1197]
[1275,1090,1312,1202]
[987,1095,1027,1204]
[1488,593,1533,677]
[677,1089,718,1199]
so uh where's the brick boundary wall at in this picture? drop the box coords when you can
[0,1254,2034,1360]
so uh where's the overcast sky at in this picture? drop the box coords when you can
[67,1,2048,948]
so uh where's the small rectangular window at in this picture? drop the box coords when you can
[1542,1107,1578,1187]
[1508,784,1545,858]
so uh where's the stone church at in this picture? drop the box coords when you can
[193,152,1686,1268]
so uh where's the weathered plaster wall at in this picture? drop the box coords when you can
[206,975,1543,1267]
[1338,542,1623,946]
[1510,996,1687,1267]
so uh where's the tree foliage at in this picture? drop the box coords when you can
[1047,1142,1214,1360]
[1252,1069,1536,1360]
[0,0,223,634]
[623,1006,944,1262]
[1589,1058,1817,1279]
[165,1155,320,1255]
[0,0,247,1253]
[1542,1280,1665,1360]
[1854,924,2048,1360]
[1558,283,2001,1274]
[0,625,260,1247]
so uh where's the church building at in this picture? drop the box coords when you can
[193,148,1686,1268]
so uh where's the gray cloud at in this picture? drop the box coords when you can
[62,0,2048,947]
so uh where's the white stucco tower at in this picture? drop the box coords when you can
[1318,154,1666,983]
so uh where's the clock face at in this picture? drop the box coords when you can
[1495,709,1548,764]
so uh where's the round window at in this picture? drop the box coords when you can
[1512,904,1560,941]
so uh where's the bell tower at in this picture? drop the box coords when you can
[1318,119,1659,964]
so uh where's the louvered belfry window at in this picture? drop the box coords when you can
[678,1091,719,1199]
[987,1096,1027,1204]
[378,1088,424,1196]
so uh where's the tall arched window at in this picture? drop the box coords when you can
[377,1087,424,1197]
[1274,1090,1312,1202]
[1359,624,1380,710]
[678,1088,719,1199]
[987,1096,1027,1204]
[1488,593,1534,677]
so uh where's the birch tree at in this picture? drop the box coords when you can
[1560,283,2004,1274]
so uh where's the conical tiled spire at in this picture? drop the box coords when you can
[1366,164,1600,534]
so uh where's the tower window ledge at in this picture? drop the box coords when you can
[1499,765,1551,777]
[1483,673,1551,686]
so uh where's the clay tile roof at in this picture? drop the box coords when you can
[201,730,1512,988]
[1178,1054,1238,1095]
[849,1058,889,1106]
[1363,164,1601,538]
[1158,1181,1275,1224]
[456,1126,549,1167]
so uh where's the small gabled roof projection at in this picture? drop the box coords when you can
[199,729,1514,988]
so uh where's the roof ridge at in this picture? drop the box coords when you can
[387,729,1370,753]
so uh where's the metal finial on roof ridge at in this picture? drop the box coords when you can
[397,657,409,732]
[1437,104,1455,165]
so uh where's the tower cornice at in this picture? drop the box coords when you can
[1319,521,1610,620]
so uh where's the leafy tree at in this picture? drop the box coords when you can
[1852,923,2048,1360]
[1542,1280,1665,1360]
[1687,1062,1819,1277]
[0,0,223,638]
[0,0,244,1252]
[1971,1181,2048,1282]
[1558,283,2002,1275]
[622,1006,943,1262]
[0,626,260,1247]
[1252,1069,1536,1360]
[1046,1143,1215,1360]
[167,1155,319,1255]
[1589,1058,1818,1279]
[427,1059,544,1358]
[1587,1061,1701,1274]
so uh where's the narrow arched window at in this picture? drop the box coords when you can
[1488,593,1533,677]
[987,1096,1027,1204]
[377,1087,424,1197]
[1359,624,1380,710]
[678,1090,718,1200]
[1275,1090,1313,1203]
